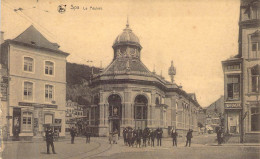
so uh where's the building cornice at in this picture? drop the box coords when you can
[90,78,201,108]
[239,19,260,29]
[3,40,70,57]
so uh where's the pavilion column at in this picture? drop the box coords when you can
[99,91,105,126]
[150,91,156,128]
[99,103,104,125]
[98,91,109,136]
[105,103,109,125]
[123,89,133,127]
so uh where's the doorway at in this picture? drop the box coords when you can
[110,119,120,135]
[134,95,148,129]
[108,94,122,136]
[13,108,21,140]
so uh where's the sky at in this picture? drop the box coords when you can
[1,0,241,107]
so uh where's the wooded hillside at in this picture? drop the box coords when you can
[66,62,101,105]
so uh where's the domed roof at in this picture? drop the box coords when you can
[113,23,141,48]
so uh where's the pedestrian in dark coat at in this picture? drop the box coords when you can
[156,128,163,146]
[185,129,193,147]
[171,129,178,147]
[150,130,155,147]
[123,128,127,145]
[217,129,222,145]
[45,126,56,154]
[85,127,91,143]
[136,127,142,148]
[70,127,77,144]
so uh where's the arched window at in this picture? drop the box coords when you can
[108,94,122,117]
[134,95,148,120]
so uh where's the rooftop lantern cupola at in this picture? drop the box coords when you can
[112,18,142,60]
[168,60,176,83]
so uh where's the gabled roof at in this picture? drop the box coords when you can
[13,25,61,52]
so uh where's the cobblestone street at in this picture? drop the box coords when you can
[1,135,260,159]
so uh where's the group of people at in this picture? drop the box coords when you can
[109,129,119,144]
[122,127,194,148]
[44,125,196,155]
[122,127,164,148]
[44,126,92,155]
[70,126,92,144]
[171,129,194,147]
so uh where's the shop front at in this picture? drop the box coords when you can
[224,102,242,134]
[11,102,65,140]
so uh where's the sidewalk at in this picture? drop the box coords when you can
[208,143,260,147]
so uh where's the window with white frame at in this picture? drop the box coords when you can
[45,84,54,102]
[251,6,259,20]
[251,42,260,58]
[24,57,33,72]
[251,31,260,59]
[227,76,240,100]
[251,65,260,93]
[22,112,32,131]
[23,82,33,101]
[45,61,54,75]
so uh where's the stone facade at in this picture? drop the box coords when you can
[222,0,260,141]
[0,25,69,140]
[86,22,201,137]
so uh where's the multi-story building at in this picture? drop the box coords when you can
[222,0,260,142]
[204,96,224,133]
[0,25,69,140]
[87,21,202,137]
[65,100,85,132]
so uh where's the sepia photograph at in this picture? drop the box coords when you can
[0,0,259,158]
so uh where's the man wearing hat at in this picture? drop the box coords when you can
[185,129,193,147]
[45,126,56,154]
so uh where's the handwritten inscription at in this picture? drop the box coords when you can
[70,5,103,11]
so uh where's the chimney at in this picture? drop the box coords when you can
[0,31,4,44]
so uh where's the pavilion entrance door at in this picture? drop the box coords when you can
[109,118,120,136]
[134,95,148,130]
[108,94,122,136]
